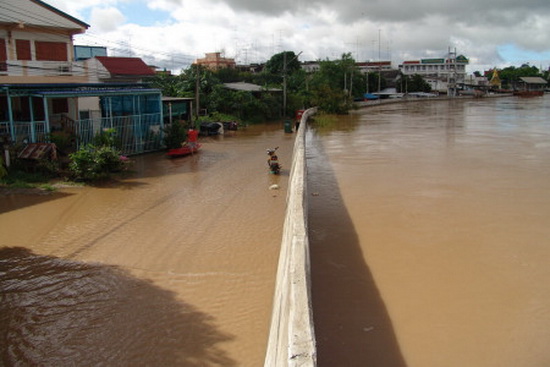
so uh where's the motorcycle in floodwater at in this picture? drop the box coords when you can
[267,147,281,174]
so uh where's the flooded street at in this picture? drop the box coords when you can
[308,96,550,366]
[1,123,296,366]
[2,97,550,366]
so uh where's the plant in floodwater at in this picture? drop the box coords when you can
[311,113,338,128]
[69,128,130,182]
[69,145,127,182]
[163,120,189,150]
[92,128,121,149]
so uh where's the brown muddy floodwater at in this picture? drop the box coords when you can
[307,96,550,367]
[0,123,296,366]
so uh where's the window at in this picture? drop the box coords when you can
[0,38,6,61]
[16,39,32,60]
[0,38,6,71]
[35,41,67,61]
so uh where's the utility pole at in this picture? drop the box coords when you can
[282,51,302,118]
[283,51,287,117]
[195,65,200,127]
[378,29,382,93]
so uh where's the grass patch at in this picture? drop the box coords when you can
[311,113,338,128]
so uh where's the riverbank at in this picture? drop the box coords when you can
[352,93,514,111]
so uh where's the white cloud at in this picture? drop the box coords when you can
[46,0,550,73]
[90,7,126,32]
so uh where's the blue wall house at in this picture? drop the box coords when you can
[0,83,164,155]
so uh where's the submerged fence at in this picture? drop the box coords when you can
[1,112,164,156]
[264,107,318,367]
[75,113,163,155]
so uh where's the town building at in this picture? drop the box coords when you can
[1,0,167,155]
[0,0,89,84]
[514,77,547,96]
[194,52,236,71]
[356,61,393,73]
[488,69,502,89]
[301,61,320,73]
[399,51,469,94]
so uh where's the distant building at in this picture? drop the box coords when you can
[302,60,394,75]
[399,52,469,94]
[301,61,320,73]
[194,52,236,71]
[514,77,547,96]
[488,69,502,89]
[150,65,172,76]
[223,81,281,94]
[235,63,263,73]
[464,75,489,87]
[356,61,393,73]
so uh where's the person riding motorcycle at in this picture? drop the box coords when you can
[267,147,281,174]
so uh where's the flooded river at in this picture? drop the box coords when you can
[308,96,550,366]
[1,123,295,366]
[2,96,550,366]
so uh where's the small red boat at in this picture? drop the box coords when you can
[166,143,201,158]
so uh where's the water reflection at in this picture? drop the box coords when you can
[0,247,235,366]
[307,129,407,367]
[0,190,74,214]
[307,96,550,367]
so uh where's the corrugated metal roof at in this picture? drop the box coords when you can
[1,83,160,98]
[519,77,548,84]
[32,88,161,98]
[223,82,281,92]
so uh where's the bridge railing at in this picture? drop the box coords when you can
[264,107,318,367]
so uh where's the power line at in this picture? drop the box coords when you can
[1,2,196,71]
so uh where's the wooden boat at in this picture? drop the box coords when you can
[166,143,201,158]
[513,90,544,97]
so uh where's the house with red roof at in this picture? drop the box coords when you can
[1,0,165,155]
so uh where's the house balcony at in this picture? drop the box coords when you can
[0,60,90,83]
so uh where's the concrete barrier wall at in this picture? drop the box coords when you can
[264,107,318,367]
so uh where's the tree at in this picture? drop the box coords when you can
[498,64,543,89]
[396,74,432,93]
[265,51,301,76]
[307,53,360,113]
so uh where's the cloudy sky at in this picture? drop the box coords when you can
[46,0,550,74]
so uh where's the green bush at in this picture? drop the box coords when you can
[163,120,188,149]
[49,131,75,153]
[69,145,126,182]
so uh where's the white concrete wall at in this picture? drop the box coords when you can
[264,107,318,367]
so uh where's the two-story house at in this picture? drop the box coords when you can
[1,0,165,155]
